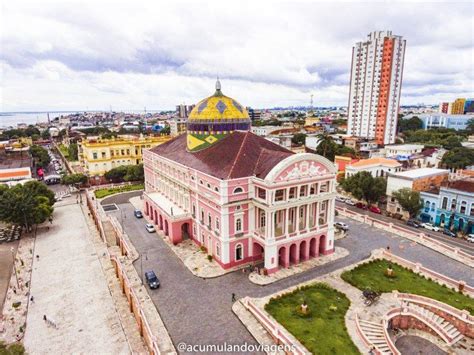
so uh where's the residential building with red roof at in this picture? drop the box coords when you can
[143,81,337,273]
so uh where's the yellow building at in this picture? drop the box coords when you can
[305,116,320,126]
[79,135,171,176]
[451,98,466,114]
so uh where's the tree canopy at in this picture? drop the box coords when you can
[30,145,51,168]
[392,188,423,218]
[62,173,88,186]
[341,171,386,205]
[68,143,79,160]
[314,132,356,161]
[291,133,307,146]
[441,147,474,169]
[0,181,55,230]
[104,164,144,182]
[398,116,423,132]
[402,128,466,149]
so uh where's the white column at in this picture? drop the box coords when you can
[284,208,289,235]
[305,204,310,230]
[296,206,301,232]
[316,202,320,228]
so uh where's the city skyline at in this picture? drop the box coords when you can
[1,0,473,112]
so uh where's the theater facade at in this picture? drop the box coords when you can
[143,81,337,274]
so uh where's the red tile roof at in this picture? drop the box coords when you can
[149,131,294,179]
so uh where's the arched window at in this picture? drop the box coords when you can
[235,244,243,261]
[431,202,435,211]
[235,218,242,232]
[460,201,467,214]
[216,243,220,257]
[441,197,448,210]
[233,187,243,194]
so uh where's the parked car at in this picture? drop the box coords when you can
[144,270,160,289]
[345,199,356,206]
[369,205,381,214]
[355,202,367,210]
[442,229,456,238]
[145,223,155,233]
[467,234,474,243]
[406,219,422,228]
[334,222,349,231]
[336,195,346,202]
[134,210,143,218]
[421,223,440,232]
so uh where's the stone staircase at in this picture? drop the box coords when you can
[407,303,464,345]
[357,318,394,354]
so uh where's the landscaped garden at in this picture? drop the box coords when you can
[341,259,474,314]
[94,183,144,199]
[265,283,359,355]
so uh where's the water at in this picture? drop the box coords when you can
[0,112,77,128]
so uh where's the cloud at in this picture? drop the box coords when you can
[1,0,473,111]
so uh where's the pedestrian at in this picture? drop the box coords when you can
[13,287,16,294]
[30,296,34,303]
[43,315,47,322]
[231,293,236,302]
[36,255,39,261]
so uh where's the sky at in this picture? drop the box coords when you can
[1,0,473,112]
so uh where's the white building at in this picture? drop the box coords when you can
[345,157,402,178]
[251,125,282,137]
[347,31,406,146]
[384,144,424,159]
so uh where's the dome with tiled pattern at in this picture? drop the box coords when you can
[187,80,251,152]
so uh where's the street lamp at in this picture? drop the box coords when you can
[140,251,148,283]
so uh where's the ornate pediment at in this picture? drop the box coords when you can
[276,160,329,182]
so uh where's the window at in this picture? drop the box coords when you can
[235,218,242,232]
[235,244,243,261]
[470,204,474,216]
[460,201,467,214]
[200,209,204,222]
[233,187,243,194]
[442,197,448,210]
[216,217,220,230]
[257,187,266,200]
[101,151,106,158]
[451,199,457,210]
[192,204,196,216]
[299,185,307,197]
[216,243,220,257]
[193,224,196,237]
[260,211,266,228]
[275,189,285,201]
[289,187,297,199]
[208,213,212,227]
[207,183,211,189]
[92,152,98,159]
[214,187,219,192]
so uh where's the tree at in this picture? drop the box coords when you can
[160,126,171,135]
[68,143,79,160]
[104,165,129,182]
[341,171,386,206]
[0,181,54,231]
[30,145,50,168]
[441,147,474,169]
[467,118,474,133]
[315,132,336,160]
[41,129,51,140]
[398,116,423,132]
[0,341,26,355]
[291,133,307,146]
[392,188,423,218]
[124,164,144,181]
[62,173,88,187]
[442,135,462,150]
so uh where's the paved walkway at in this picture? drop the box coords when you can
[105,197,474,353]
[23,203,129,354]
[0,240,19,310]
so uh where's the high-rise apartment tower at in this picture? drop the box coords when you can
[347,31,406,145]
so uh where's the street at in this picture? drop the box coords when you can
[337,201,474,256]
[104,197,474,352]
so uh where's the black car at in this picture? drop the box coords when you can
[134,210,143,218]
[406,219,422,228]
[145,271,160,289]
[442,229,456,238]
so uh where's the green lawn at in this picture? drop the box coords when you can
[94,183,144,199]
[265,283,359,355]
[341,259,474,314]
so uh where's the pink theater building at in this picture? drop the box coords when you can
[143,81,337,274]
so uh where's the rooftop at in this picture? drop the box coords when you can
[149,131,294,180]
[385,144,424,150]
[391,168,449,179]
[348,157,401,169]
[441,179,474,193]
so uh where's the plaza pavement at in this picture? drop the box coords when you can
[0,240,18,309]
[23,202,129,354]
[105,198,474,353]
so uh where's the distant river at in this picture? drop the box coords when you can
[0,112,78,128]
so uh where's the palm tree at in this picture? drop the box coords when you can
[316,131,334,158]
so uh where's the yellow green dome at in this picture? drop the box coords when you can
[186,80,251,152]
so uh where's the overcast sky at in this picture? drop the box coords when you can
[1,0,473,112]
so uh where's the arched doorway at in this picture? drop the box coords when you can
[309,238,317,257]
[289,243,298,265]
[319,235,326,255]
[252,242,264,262]
[164,220,169,236]
[154,210,158,224]
[159,215,164,230]
[145,202,149,216]
[458,218,464,232]
[439,214,445,227]
[299,240,307,261]
[181,223,190,240]
[278,246,287,268]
